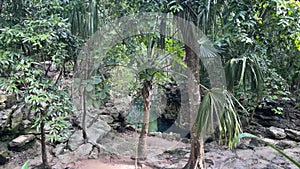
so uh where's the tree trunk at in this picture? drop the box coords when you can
[137,79,153,161]
[183,126,205,169]
[82,90,88,143]
[183,43,204,169]
[175,12,203,167]
[40,120,49,168]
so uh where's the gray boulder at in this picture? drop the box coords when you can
[87,119,111,144]
[68,130,84,151]
[8,134,35,151]
[99,115,114,124]
[0,95,6,103]
[267,126,286,139]
[276,140,297,150]
[11,105,24,130]
[68,119,111,151]
[52,143,67,157]
[285,128,300,141]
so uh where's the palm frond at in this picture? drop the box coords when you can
[196,88,242,147]
[225,56,264,95]
[198,37,218,58]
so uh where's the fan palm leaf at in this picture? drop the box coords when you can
[196,88,242,147]
[225,56,264,95]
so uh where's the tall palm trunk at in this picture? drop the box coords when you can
[183,44,204,169]
[175,10,203,167]
[184,130,205,169]
[137,79,153,161]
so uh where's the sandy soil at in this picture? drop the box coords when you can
[75,157,153,169]
[67,134,188,169]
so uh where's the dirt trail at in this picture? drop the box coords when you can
[75,157,152,169]
[72,135,188,169]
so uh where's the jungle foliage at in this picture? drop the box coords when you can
[0,0,299,168]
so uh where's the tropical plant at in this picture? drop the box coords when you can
[21,161,29,169]
[0,0,79,167]
[225,55,264,120]
[166,0,267,168]
[106,34,184,161]
[197,88,242,147]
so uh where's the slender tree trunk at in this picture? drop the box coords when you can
[175,12,203,167]
[183,44,204,169]
[137,79,153,161]
[173,8,205,167]
[82,90,88,143]
[184,126,205,169]
[40,120,49,168]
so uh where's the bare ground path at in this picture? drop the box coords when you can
[1,130,300,169]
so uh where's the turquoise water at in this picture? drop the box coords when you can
[127,98,158,132]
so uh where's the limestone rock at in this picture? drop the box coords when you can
[68,130,84,151]
[87,119,111,144]
[8,134,35,151]
[276,140,297,150]
[73,143,93,159]
[108,122,121,130]
[105,102,114,107]
[0,109,12,128]
[285,128,300,141]
[267,126,286,139]
[99,115,114,124]
[11,105,24,130]
[4,93,17,108]
[23,119,31,128]
[162,132,181,141]
[65,162,76,169]
[149,132,162,138]
[55,143,93,168]
[88,146,99,159]
[52,143,67,157]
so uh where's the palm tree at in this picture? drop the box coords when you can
[168,1,264,168]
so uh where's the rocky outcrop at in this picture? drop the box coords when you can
[285,129,300,141]
[8,134,35,151]
[0,93,29,139]
[0,91,127,166]
[267,126,286,139]
[254,100,300,131]
[68,115,111,151]
[68,130,84,151]
[252,100,300,142]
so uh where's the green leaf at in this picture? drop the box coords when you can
[92,76,102,84]
[232,133,258,148]
[196,88,242,146]
[146,74,152,81]
[93,101,101,109]
[85,84,94,92]
[99,92,107,99]
[22,161,29,169]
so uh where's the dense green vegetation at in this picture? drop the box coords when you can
[0,0,299,168]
